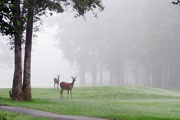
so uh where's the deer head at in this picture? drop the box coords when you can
[57,74,60,79]
[71,76,77,81]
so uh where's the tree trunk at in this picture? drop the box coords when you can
[12,35,23,100]
[80,63,86,86]
[11,0,23,101]
[109,71,113,85]
[22,2,34,101]
[92,63,97,86]
[100,62,103,86]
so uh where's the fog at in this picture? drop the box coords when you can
[1,0,180,89]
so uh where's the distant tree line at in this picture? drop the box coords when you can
[59,0,180,89]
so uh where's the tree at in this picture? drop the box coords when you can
[172,0,180,5]
[1,0,104,101]
[11,0,24,101]
[2,0,103,101]
[23,0,103,101]
[57,0,180,88]
[0,0,17,35]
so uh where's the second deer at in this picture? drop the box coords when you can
[54,74,60,89]
[60,76,76,99]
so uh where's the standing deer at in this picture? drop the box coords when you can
[60,76,76,99]
[54,75,60,89]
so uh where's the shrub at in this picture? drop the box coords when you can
[0,113,7,120]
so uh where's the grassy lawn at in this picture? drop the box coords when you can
[1,86,180,120]
[0,110,50,120]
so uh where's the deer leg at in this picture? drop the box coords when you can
[70,90,72,99]
[62,90,64,98]
[68,90,69,98]
[60,89,61,99]
[60,89,63,99]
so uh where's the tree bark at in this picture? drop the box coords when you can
[12,35,23,100]
[22,2,34,101]
[100,62,103,86]
[11,0,23,101]
[80,63,86,86]
[92,63,97,86]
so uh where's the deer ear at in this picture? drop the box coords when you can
[71,76,73,79]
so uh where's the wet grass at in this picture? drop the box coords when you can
[1,86,180,120]
[0,110,50,120]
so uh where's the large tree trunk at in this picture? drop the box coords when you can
[22,2,34,101]
[11,0,23,101]
[12,35,23,100]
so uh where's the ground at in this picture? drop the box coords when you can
[0,109,50,120]
[1,86,180,120]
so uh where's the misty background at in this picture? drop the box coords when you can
[0,0,180,89]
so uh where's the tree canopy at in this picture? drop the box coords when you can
[172,0,180,5]
[0,0,16,35]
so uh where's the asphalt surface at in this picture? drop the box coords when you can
[0,106,108,120]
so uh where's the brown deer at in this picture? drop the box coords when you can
[54,75,60,89]
[60,76,76,99]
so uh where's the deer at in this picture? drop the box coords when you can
[60,76,76,99]
[54,74,60,89]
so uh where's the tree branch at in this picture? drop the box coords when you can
[172,0,180,5]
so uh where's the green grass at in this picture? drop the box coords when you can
[1,86,180,120]
[0,110,50,120]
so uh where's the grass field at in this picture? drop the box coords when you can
[0,110,50,120]
[1,86,180,120]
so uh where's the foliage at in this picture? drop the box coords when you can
[0,0,104,40]
[0,0,17,35]
[0,113,7,120]
[172,0,180,5]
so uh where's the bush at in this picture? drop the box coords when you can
[0,113,7,120]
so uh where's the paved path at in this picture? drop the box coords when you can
[0,106,107,120]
